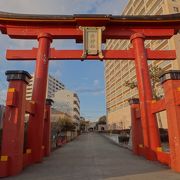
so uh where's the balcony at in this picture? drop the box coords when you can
[73,114,80,121]
[73,100,80,108]
[73,93,80,103]
[73,107,80,115]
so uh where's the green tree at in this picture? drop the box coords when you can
[79,120,89,132]
[125,64,164,128]
[52,117,76,133]
[59,117,76,131]
[149,64,165,99]
[97,115,107,125]
[125,64,164,99]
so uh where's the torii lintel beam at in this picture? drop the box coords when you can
[6,48,176,60]
[0,12,179,40]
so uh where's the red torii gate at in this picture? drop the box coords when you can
[0,12,179,176]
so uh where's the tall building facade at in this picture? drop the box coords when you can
[105,0,180,130]
[26,74,65,100]
[53,89,80,125]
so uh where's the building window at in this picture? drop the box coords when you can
[173,7,179,12]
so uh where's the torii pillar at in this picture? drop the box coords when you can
[131,33,161,159]
[27,33,52,163]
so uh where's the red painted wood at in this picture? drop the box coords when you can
[131,104,142,155]
[104,27,175,40]
[150,99,166,114]
[146,49,176,60]
[27,33,52,163]
[6,48,176,60]
[1,81,27,175]
[25,100,35,115]
[156,151,170,166]
[5,26,175,40]
[131,33,161,155]
[174,90,180,105]
[23,153,32,168]
[6,49,134,60]
[0,161,8,177]
[43,104,51,157]
[163,79,180,172]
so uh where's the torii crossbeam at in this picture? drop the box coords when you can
[6,48,176,60]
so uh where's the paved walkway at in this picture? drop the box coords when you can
[7,133,180,180]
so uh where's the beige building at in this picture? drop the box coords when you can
[26,74,65,100]
[53,89,80,125]
[51,108,72,123]
[105,0,180,130]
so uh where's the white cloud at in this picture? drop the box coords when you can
[81,77,88,80]
[75,78,104,96]
[92,90,104,96]
[75,86,103,93]
[93,79,99,86]
[51,68,62,80]
[49,60,63,80]
[1,0,127,15]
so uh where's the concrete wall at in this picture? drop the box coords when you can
[107,105,131,130]
[98,124,107,132]
[53,89,80,125]
[107,105,168,130]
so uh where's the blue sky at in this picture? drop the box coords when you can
[0,0,128,121]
